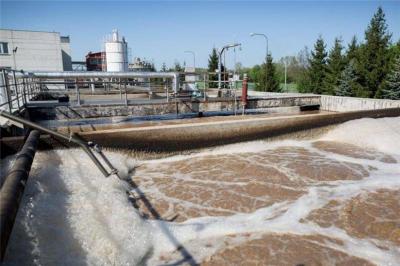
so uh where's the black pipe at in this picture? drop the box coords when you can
[0,130,40,260]
[0,110,110,177]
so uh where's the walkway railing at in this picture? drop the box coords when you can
[0,69,247,111]
[0,69,41,113]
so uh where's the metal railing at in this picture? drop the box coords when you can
[0,69,41,113]
[0,69,247,112]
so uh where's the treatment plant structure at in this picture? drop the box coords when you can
[0,29,400,265]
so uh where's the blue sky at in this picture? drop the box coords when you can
[1,1,399,69]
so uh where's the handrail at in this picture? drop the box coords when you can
[0,110,118,177]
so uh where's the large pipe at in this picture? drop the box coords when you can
[13,71,180,93]
[0,130,40,260]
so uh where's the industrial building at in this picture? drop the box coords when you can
[84,30,129,72]
[128,57,154,72]
[86,52,106,71]
[0,29,72,71]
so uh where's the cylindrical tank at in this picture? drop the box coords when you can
[105,30,128,72]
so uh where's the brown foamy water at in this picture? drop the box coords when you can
[3,117,400,265]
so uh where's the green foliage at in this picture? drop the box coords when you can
[208,48,219,73]
[358,6,392,98]
[246,53,280,92]
[336,60,361,96]
[346,36,359,63]
[307,36,328,94]
[264,53,280,92]
[208,48,219,82]
[381,56,400,100]
[293,7,394,98]
[207,48,226,85]
[161,62,167,72]
[325,37,346,94]
[173,61,183,72]
[231,7,396,99]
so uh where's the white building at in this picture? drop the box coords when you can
[0,29,72,71]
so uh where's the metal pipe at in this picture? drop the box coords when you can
[0,110,112,177]
[13,71,180,94]
[2,70,12,112]
[124,79,128,106]
[75,78,80,106]
[0,130,40,260]
[12,71,21,110]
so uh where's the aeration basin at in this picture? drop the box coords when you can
[1,93,400,265]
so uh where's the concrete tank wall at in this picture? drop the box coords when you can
[4,107,398,154]
[28,96,320,121]
[320,95,400,112]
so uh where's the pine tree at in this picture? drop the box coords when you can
[346,36,359,63]
[161,62,167,72]
[336,60,361,97]
[359,7,392,98]
[208,48,219,82]
[325,37,345,95]
[308,36,328,94]
[207,47,226,86]
[381,56,400,99]
[173,61,183,72]
[264,53,280,92]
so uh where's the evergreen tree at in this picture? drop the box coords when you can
[264,53,280,92]
[346,36,359,63]
[208,48,219,82]
[207,47,226,85]
[381,56,400,99]
[359,7,392,98]
[173,61,183,72]
[308,36,328,94]
[325,37,345,94]
[161,62,167,72]
[336,60,362,97]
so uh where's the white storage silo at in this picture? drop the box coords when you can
[105,30,128,72]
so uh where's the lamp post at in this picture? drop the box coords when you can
[250,33,268,91]
[184,50,195,70]
[218,43,241,94]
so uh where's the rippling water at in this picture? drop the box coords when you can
[3,117,400,265]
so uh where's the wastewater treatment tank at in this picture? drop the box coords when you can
[1,114,400,265]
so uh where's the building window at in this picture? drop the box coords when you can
[0,42,9,54]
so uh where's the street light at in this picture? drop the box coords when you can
[184,50,196,70]
[250,33,269,91]
[250,33,268,61]
[218,43,241,92]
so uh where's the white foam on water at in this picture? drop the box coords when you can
[320,117,400,155]
[3,116,400,265]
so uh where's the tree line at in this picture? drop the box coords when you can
[207,7,399,99]
[298,7,399,99]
